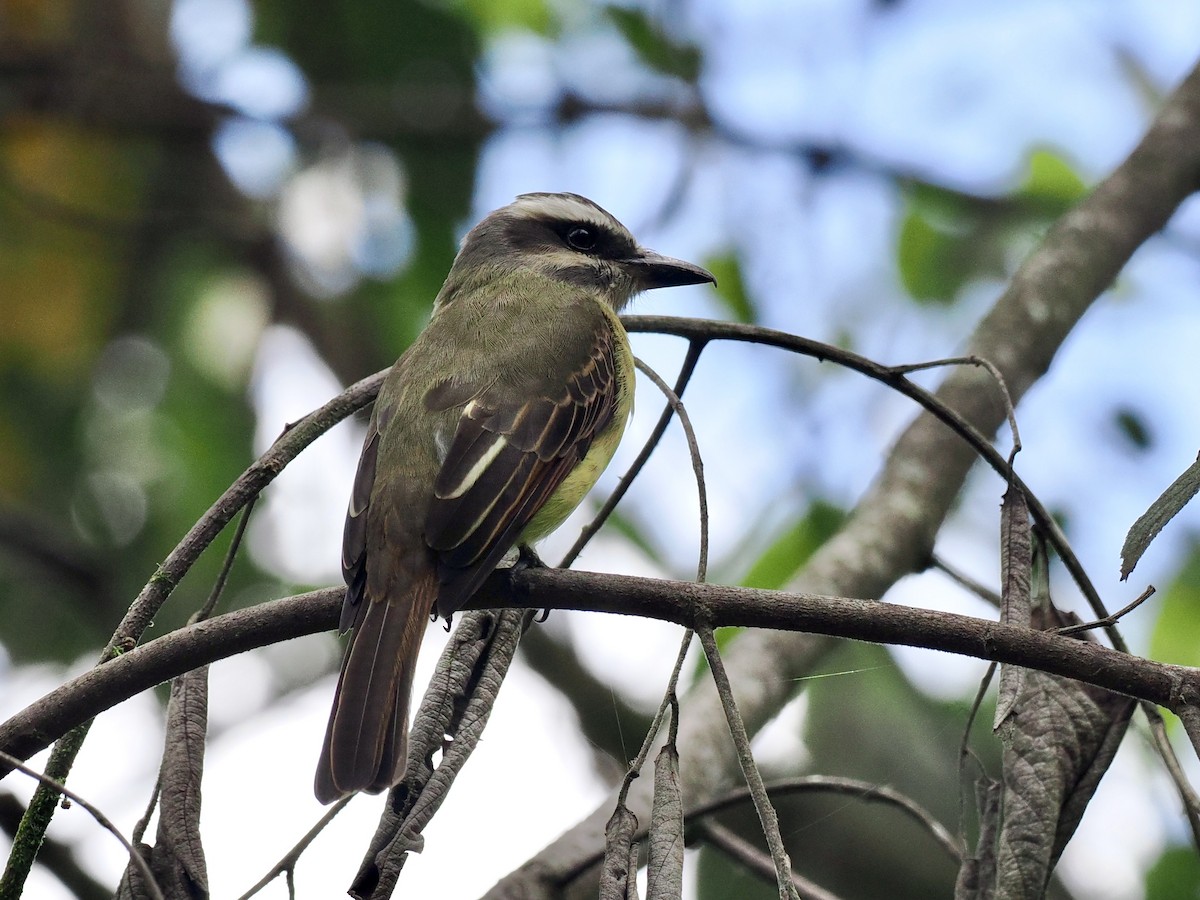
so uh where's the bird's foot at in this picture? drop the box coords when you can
[516,544,547,571]
[514,545,553,621]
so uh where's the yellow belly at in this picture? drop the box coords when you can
[519,309,634,544]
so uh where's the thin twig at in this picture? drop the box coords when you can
[0,720,90,899]
[622,317,1114,638]
[695,822,841,900]
[632,355,708,583]
[619,632,694,806]
[685,776,962,863]
[130,776,161,845]
[930,554,1002,609]
[197,496,257,622]
[1055,585,1156,636]
[614,355,710,799]
[0,794,110,900]
[1141,706,1200,851]
[238,796,353,899]
[561,340,706,568]
[958,662,996,848]
[0,750,164,900]
[696,623,798,900]
[887,355,1021,466]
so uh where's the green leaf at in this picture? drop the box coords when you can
[896,206,970,304]
[741,501,845,590]
[605,6,701,81]
[1114,406,1153,452]
[1018,148,1087,212]
[465,0,553,35]
[703,254,756,324]
[1150,546,1200,666]
[1146,846,1200,899]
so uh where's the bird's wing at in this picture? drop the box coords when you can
[425,318,620,617]
[338,398,394,633]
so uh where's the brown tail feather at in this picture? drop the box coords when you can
[314,575,432,803]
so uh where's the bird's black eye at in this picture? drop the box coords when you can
[566,226,597,251]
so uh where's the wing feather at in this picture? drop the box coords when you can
[340,413,384,633]
[426,319,620,616]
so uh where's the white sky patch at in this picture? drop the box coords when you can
[247,326,359,586]
[197,644,610,897]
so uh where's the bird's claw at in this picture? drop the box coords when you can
[515,545,547,570]
[515,546,552,622]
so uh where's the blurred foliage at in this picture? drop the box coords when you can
[695,843,779,900]
[704,253,756,324]
[796,643,988,897]
[740,500,845,591]
[1150,544,1200,667]
[0,1,1192,897]
[897,148,1087,304]
[1018,148,1088,209]
[604,5,702,82]
[1114,405,1154,452]
[1146,846,1200,899]
[603,507,668,567]
[0,0,484,658]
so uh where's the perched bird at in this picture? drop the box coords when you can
[314,192,714,803]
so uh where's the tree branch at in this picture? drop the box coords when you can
[2,569,1197,773]
[0,589,339,770]
[485,56,1200,897]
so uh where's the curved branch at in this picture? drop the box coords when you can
[560,340,705,568]
[2,569,1196,770]
[0,751,162,900]
[694,823,840,900]
[0,589,339,769]
[685,776,962,864]
[488,57,1200,898]
[621,316,1101,627]
[108,374,381,657]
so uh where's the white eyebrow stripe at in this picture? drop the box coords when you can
[440,432,507,499]
[511,195,617,231]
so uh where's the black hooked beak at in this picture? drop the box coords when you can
[625,249,717,291]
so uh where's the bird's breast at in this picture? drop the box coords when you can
[519,306,634,544]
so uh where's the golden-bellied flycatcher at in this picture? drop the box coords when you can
[314,192,714,803]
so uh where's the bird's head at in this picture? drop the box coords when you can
[438,192,715,311]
